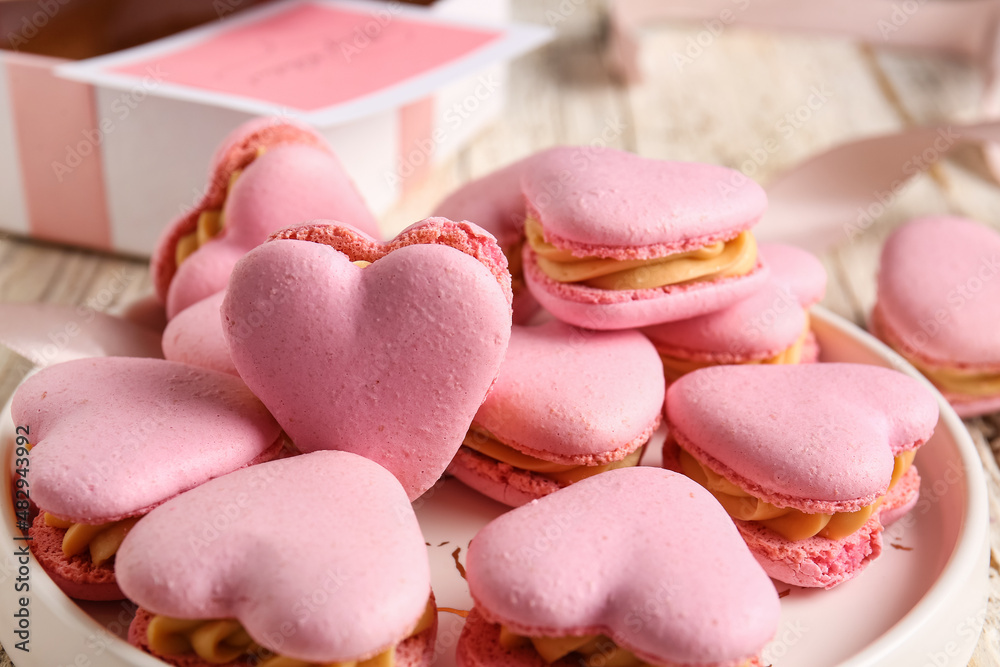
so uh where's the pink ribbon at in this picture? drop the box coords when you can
[607,0,1000,84]
[0,303,163,367]
[758,119,1000,253]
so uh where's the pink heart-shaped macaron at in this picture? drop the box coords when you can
[874,216,1000,416]
[665,363,938,587]
[222,218,512,500]
[520,147,770,329]
[117,451,433,664]
[13,357,283,524]
[667,364,937,510]
[461,467,779,666]
[449,320,664,506]
[152,118,379,319]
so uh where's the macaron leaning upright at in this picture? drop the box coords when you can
[448,320,664,507]
[642,243,826,382]
[521,146,770,330]
[872,216,1000,416]
[11,357,283,600]
[458,466,780,667]
[151,117,380,319]
[222,217,512,501]
[664,363,939,588]
[118,451,437,667]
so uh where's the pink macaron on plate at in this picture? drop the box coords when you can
[0,306,989,667]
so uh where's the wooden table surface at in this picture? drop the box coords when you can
[1,0,999,664]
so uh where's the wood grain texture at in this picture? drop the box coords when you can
[1,0,999,664]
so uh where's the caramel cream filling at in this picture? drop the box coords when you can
[174,146,268,268]
[147,597,435,666]
[524,217,757,290]
[462,426,643,484]
[678,447,916,541]
[498,625,750,667]
[43,513,141,568]
[658,323,809,382]
[901,356,1000,398]
[506,238,525,292]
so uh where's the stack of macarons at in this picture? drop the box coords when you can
[518,147,771,330]
[642,243,826,381]
[664,364,938,588]
[432,146,774,330]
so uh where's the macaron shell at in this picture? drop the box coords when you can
[876,216,1000,368]
[522,147,767,257]
[209,117,324,176]
[28,515,123,601]
[431,154,531,248]
[666,364,938,512]
[524,248,770,329]
[456,609,765,667]
[222,218,512,500]
[151,119,328,303]
[466,467,779,666]
[116,451,431,663]
[128,598,438,667]
[641,243,825,361]
[474,321,663,463]
[12,357,282,523]
[878,465,921,527]
[447,447,563,508]
[161,290,237,376]
[165,144,379,318]
[456,607,577,667]
[762,243,827,304]
[946,393,1000,418]
[736,515,884,589]
[432,155,541,324]
[869,305,1000,417]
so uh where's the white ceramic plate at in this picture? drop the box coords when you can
[0,306,989,667]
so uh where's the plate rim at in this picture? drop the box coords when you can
[810,305,990,666]
[0,305,990,666]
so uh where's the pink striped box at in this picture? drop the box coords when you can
[0,0,548,256]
